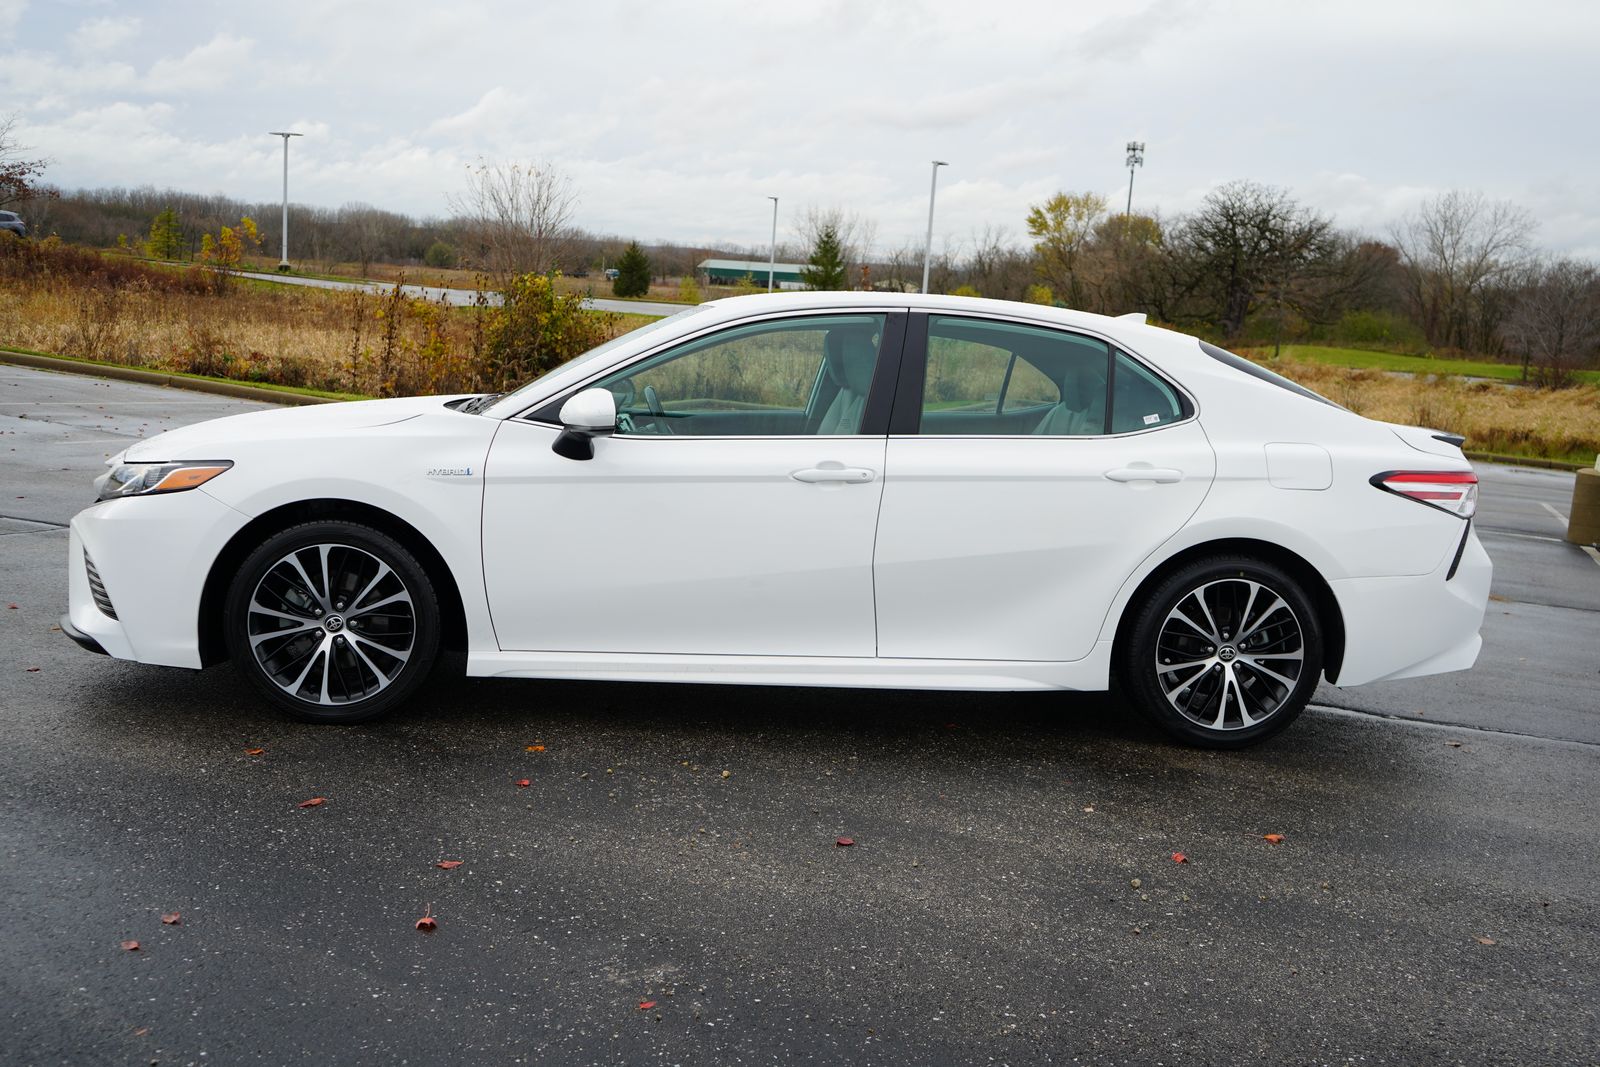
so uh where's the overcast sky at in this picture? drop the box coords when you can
[4,0,1599,258]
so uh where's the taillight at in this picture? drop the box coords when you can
[1371,470,1478,518]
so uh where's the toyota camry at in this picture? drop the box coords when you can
[62,292,1490,747]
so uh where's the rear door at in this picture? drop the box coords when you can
[873,312,1216,662]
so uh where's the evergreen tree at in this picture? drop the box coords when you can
[146,207,184,261]
[613,241,651,298]
[801,225,847,290]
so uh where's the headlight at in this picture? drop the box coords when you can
[95,460,233,502]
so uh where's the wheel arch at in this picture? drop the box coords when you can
[197,498,469,667]
[1109,537,1347,684]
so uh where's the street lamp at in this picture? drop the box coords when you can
[921,160,948,295]
[767,196,779,292]
[268,131,302,270]
[1124,141,1145,218]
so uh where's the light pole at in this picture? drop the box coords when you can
[1124,141,1145,218]
[268,131,302,270]
[767,196,779,292]
[921,160,947,295]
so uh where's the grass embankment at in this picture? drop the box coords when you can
[0,239,639,398]
[1244,353,1600,466]
[1262,344,1600,386]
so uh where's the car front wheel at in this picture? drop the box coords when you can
[224,520,440,723]
[1119,556,1324,748]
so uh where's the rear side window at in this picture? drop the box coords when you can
[1198,340,1344,410]
[1110,351,1185,433]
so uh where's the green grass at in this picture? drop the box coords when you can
[1248,345,1600,385]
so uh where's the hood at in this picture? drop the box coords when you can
[122,395,471,462]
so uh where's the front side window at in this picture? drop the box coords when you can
[592,314,887,436]
[917,316,1109,435]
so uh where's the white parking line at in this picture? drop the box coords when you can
[1582,545,1600,569]
[1539,501,1570,526]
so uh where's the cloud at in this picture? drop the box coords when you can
[71,15,139,54]
[144,33,254,94]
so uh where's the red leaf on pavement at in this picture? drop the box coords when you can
[25,667,40,672]
[517,778,531,788]
[638,1000,657,1010]
[298,797,325,808]
[160,912,181,925]
[244,748,265,756]
[120,940,140,951]
[415,905,437,932]
[6,603,17,609]
[1263,834,1285,845]
[1171,852,1189,864]
[436,860,464,870]
[836,837,855,847]
[1474,935,1496,946]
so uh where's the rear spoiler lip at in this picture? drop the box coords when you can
[1432,432,1467,448]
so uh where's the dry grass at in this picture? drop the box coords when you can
[1263,356,1600,465]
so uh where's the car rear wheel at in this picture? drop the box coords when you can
[1119,556,1323,748]
[224,521,440,723]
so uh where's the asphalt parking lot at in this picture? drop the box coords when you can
[2,364,1597,1066]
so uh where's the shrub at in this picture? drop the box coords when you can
[488,272,618,390]
[423,240,457,269]
[678,275,701,304]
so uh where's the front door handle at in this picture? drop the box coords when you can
[791,466,876,484]
[1105,466,1184,484]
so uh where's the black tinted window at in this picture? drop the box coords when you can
[1198,340,1344,410]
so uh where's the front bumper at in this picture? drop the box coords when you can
[64,489,249,667]
[1330,524,1492,686]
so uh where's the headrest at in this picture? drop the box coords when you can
[824,330,878,393]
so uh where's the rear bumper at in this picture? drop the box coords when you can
[1330,524,1491,686]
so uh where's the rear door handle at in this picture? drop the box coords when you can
[791,466,875,484]
[1105,466,1184,484]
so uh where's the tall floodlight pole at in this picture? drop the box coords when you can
[767,196,779,292]
[269,131,302,270]
[921,160,948,294]
[1124,141,1145,218]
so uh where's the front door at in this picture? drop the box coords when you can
[482,311,902,657]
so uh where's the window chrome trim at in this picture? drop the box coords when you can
[510,306,911,425]
[902,309,1199,437]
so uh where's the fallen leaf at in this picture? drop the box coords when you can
[297,797,325,808]
[1474,935,1496,946]
[526,744,546,752]
[1172,852,1189,864]
[133,1027,150,1036]
[244,748,265,756]
[6,603,16,609]
[436,860,464,870]
[120,940,140,951]
[720,770,731,779]
[25,667,40,673]
[1263,834,1285,845]
[1082,805,1095,813]
[638,1000,657,1010]
[836,837,855,847]
[1445,741,1463,748]
[415,905,437,932]
[517,778,531,788]
[160,912,181,925]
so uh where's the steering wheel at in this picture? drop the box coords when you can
[643,384,675,435]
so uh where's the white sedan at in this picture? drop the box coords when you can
[62,293,1490,747]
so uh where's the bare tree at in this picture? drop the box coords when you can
[1502,258,1600,387]
[1391,190,1533,352]
[965,225,1033,300]
[797,206,876,283]
[0,113,55,212]
[450,160,579,282]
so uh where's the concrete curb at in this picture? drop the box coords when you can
[0,349,340,406]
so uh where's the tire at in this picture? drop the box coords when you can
[224,520,440,723]
[1118,555,1323,749]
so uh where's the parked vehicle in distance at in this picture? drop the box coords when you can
[61,293,1490,747]
[0,210,26,238]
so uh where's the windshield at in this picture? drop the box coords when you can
[490,305,711,409]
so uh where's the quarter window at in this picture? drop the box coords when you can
[591,314,887,436]
[1109,351,1185,433]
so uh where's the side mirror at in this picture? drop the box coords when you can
[551,388,617,461]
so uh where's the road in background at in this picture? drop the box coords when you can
[3,366,1597,1066]
[234,269,687,318]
